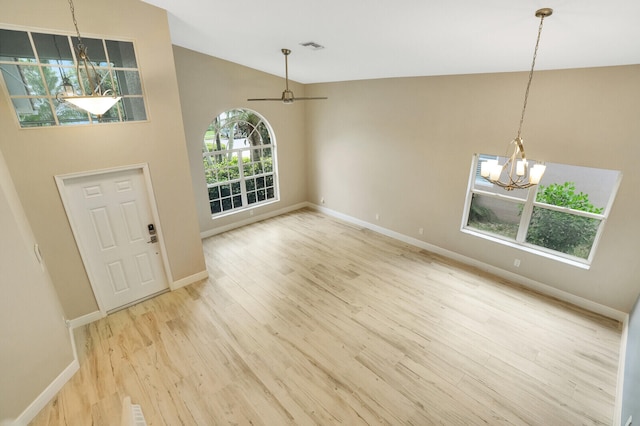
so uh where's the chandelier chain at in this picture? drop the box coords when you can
[67,0,84,47]
[516,13,547,140]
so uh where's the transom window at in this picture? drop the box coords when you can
[0,28,146,127]
[462,154,622,267]
[203,109,278,217]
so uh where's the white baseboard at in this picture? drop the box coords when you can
[66,310,104,329]
[311,203,627,322]
[200,202,309,239]
[170,269,209,290]
[11,358,79,426]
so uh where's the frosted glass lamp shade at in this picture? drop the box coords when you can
[62,95,121,116]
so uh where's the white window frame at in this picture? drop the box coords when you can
[202,109,279,218]
[0,26,147,127]
[461,154,622,269]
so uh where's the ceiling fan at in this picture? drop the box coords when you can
[247,48,328,104]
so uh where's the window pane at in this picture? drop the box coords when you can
[526,207,600,259]
[1,64,46,95]
[106,40,137,68]
[14,98,55,127]
[228,165,239,180]
[0,29,35,61]
[263,158,273,173]
[258,122,270,144]
[467,194,521,239]
[535,163,619,211]
[208,186,220,200]
[210,200,221,214]
[32,33,73,65]
[120,97,147,121]
[81,38,108,67]
[113,70,142,95]
[246,178,255,191]
[231,182,241,195]
[218,167,229,181]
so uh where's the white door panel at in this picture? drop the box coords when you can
[62,168,168,312]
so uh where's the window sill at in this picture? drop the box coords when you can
[460,227,591,270]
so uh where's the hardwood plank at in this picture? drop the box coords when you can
[29,208,621,425]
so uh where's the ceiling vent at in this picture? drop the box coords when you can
[299,41,325,50]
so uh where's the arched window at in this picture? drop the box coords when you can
[202,109,278,216]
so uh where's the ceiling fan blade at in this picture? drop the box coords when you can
[246,98,284,101]
[291,97,329,101]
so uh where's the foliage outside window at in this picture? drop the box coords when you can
[0,28,146,127]
[203,109,278,216]
[463,154,621,266]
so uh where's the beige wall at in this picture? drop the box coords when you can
[0,0,206,319]
[172,46,308,234]
[304,66,640,313]
[171,42,640,312]
[0,148,74,422]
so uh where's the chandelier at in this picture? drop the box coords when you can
[481,8,553,191]
[56,0,121,116]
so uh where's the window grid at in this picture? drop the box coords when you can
[463,154,621,266]
[0,28,146,127]
[203,109,278,217]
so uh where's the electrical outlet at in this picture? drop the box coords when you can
[514,259,521,267]
[375,213,380,221]
[320,197,325,204]
[418,227,424,235]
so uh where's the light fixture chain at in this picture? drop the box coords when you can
[516,14,547,140]
[67,0,84,47]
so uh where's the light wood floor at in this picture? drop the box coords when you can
[30,208,621,425]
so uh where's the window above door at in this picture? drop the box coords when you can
[0,28,147,127]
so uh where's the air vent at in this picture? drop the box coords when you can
[299,41,325,50]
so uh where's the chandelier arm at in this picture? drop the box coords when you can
[76,46,101,95]
[516,13,547,140]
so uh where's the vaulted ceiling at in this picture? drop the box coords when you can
[142,0,640,84]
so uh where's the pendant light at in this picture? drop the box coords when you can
[481,8,553,191]
[56,0,121,116]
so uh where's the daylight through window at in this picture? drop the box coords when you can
[0,28,146,127]
[462,154,622,266]
[203,109,278,217]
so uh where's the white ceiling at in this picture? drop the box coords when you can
[142,0,640,84]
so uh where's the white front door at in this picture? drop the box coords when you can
[61,167,168,312]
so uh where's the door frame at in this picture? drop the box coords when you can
[55,163,173,315]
